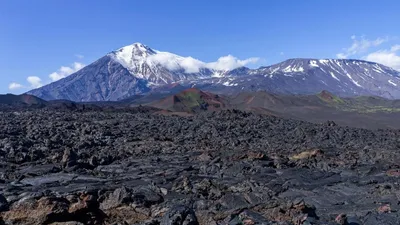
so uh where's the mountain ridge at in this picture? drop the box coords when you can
[146,88,400,129]
[0,93,47,106]
[27,42,400,101]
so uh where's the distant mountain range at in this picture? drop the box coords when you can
[146,88,400,114]
[27,43,400,101]
[150,88,400,129]
[7,88,400,129]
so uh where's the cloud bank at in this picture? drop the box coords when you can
[206,55,259,71]
[364,46,400,71]
[8,60,86,92]
[146,53,205,73]
[146,52,260,73]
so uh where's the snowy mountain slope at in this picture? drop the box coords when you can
[27,55,150,101]
[254,59,400,98]
[188,59,400,98]
[27,43,400,101]
[261,58,399,87]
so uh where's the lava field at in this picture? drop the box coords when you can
[1,108,400,225]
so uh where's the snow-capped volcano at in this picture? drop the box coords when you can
[26,43,400,102]
[109,43,214,84]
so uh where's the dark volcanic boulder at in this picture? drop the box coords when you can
[227,210,273,225]
[0,194,8,212]
[100,186,163,211]
[100,187,131,210]
[161,205,198,225]
[61,148,78,168]
[132,187,164,208]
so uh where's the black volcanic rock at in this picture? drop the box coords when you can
[1,108,400,224]
[100,187,132,210]
[61,148,78,168]
[161,205,198,225]
[0,194,8,212]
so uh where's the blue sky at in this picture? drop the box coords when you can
[1,0,400,94]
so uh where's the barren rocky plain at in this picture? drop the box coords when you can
[1,106,400,225]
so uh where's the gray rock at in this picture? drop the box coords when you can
[0,194,8,212]
[161,205,198,225]
[132,186,164,208]
[62,148,78,168]
[100,186,131,210]
[218,194,249,210]
[228,210,273,225]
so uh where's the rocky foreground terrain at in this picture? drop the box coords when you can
[1,108,400,225]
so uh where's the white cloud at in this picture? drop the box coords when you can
[8,82,24,90]
[7,61,86,91]
[146,52,260,73]
[364,45,400,71]
[75,54,84,59]
[336,53,347,59]
[146,52,191,72]
[337,35,389,59]
[391,45,400,52]
[206,55,259,71]
[27,76,43,88]
[180,57,206,73]
[49,62,85,81]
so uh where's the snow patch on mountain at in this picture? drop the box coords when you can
[388,80,398,86]
[222,81,238,86]
[346,73,362,87]
[211,71,225,78]
[310,60,319,67]
[330,72,340,81]
[282,65,304,73]
[319,59,329,65]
